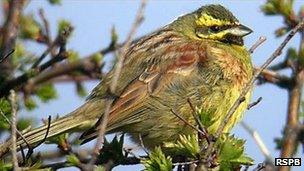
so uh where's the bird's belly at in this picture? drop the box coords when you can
[125,83,251,149]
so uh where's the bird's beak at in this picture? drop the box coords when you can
[226,24,253,37]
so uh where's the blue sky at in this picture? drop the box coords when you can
[19,1,304,170]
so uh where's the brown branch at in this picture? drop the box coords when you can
[0,0,24,58]
[0,109,31,153]
[89,1,147,168]
[38,9,51,46]
[0,27,73,97]
[279,39,304,171]
[249,36,267,53]
[256,67,292,89]
[205,20,304,158]
[268,60,289,71]
[0,0,25,80]
[9,90,19,170]
[0,49,14,63]
[247,97,262,110]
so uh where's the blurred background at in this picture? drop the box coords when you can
[1,0,303,170]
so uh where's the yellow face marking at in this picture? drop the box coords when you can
[195,13,232,26]
[196,29,229,40]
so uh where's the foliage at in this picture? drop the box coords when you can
[142,147,173,171]
[218,134,253,171]
[97,135,125,168]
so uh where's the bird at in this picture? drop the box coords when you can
[0,4,253,157]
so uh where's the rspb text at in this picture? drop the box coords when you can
[275,158,301,166]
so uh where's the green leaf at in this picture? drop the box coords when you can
[67,50,80,63]
[97,135,125,167]
[66,154,80,167]
[19,15,41,40]
[275,27,288,37]
[17,118,34,131]
[47,132,69,145]
[261,2,278,15]
[24,97,37,111]
[58,20,72,36]
[142,147,172,171]
[218,135,253,170]
[164,134,200,158]
[197,108,216,129]
[0,98,11,130]
[36,83,57,102]
[90,53,103,65]
[111,26,118,47]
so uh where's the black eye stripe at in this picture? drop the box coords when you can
[209,25,231,32]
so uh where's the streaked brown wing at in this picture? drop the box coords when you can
[80,41,207,143]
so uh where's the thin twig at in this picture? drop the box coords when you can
[25,116,51,160]
[9,90,19,170]
[171,109,205,136]
[249,36,267,53]
[187,98,210,144]
[31,26,73,69]
[138,134,149,154]
[38,8,51,46]
[247,97,262,110]
[0,109,30,149]
[205,20,304,157]
[0,49,14,63]
[89,0,147,168]
[241,122,274,163]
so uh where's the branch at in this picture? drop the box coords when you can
[249,36,267,53]
[9,90,19,170]
[256,67,292,89]
[0,0,25,80]
[0,26,73,97]
[88,0,147,168]
[0,49,14,63]
[279,26,304,171]
[0,0,24,58]
[205,20,304,157]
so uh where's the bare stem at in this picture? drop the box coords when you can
[9,90,19,170]
[249,36,267,53]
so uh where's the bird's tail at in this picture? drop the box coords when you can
[0,99,104,157]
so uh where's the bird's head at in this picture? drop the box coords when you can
[171,4,253,46]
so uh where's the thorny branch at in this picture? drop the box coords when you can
[205,20,304,158]
[89,0,147,168]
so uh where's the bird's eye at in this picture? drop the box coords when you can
[209,26,220,32]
